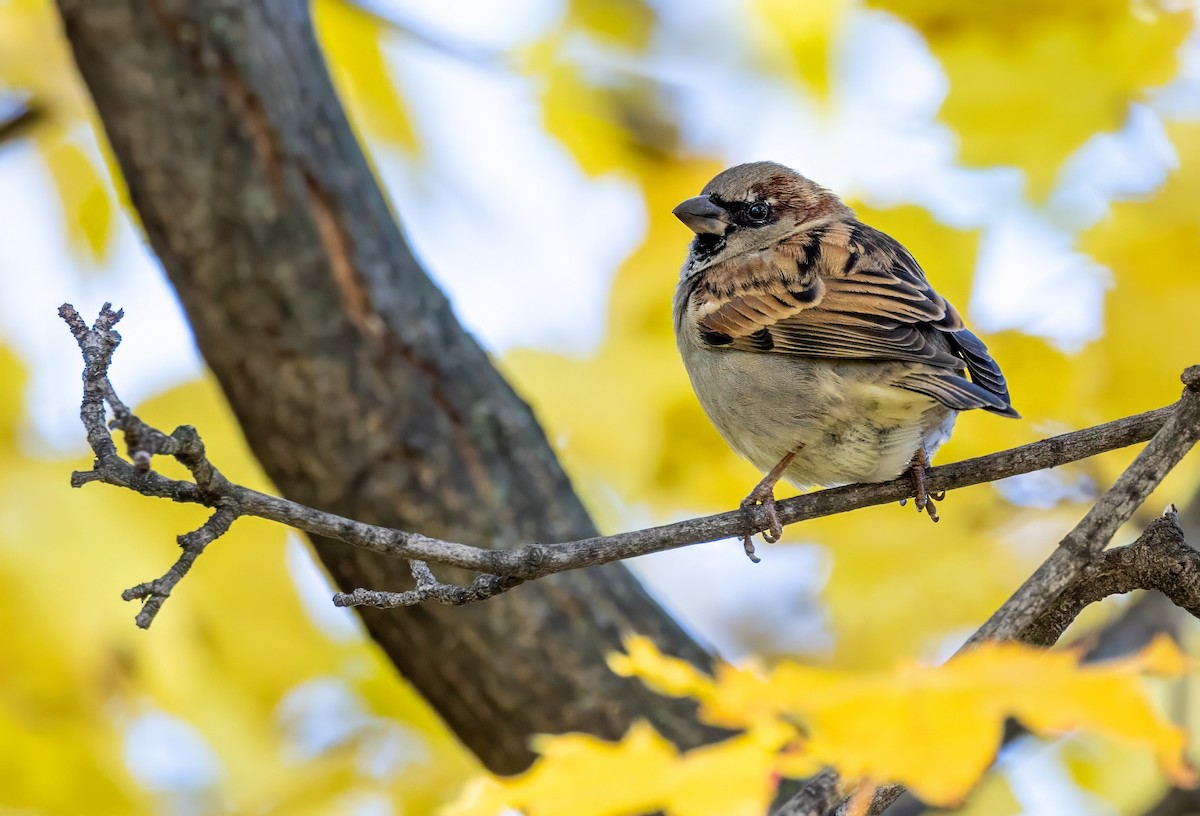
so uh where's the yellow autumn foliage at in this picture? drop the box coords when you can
[313,0,420,152]
[1,0,1198,813]
[0,349,475,813]
[446,635,1192,814]
[869,0,1193,197]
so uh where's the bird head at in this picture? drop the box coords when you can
[673,161,853,275]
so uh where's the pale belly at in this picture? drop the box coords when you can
[680,344,956,487]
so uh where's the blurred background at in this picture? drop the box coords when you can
[2,0,1199,813]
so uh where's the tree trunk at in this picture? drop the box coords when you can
[55,0,716,773]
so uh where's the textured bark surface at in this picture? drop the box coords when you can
[55,0,716,773]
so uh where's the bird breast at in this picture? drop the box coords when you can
[674,290,956,487]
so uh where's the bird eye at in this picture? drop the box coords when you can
[746,202,770,223]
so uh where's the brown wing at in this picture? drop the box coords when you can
[693,220,1017,417]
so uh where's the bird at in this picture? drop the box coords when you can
[671,161,1018,561]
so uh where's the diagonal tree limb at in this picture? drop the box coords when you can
[874,591,1191,816]
[776,368,1200,816]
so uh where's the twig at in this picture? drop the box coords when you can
[62,303,245,626]
[61,303,1199,625]
[775,363,1200,816]
[121,502,238,627]
[333,560,526,608]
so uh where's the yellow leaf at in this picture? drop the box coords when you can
[1080,121,1200,415]
[566,0,656,51]
[667,723,795,816]
[42,135,114,262]
[751,0,850,98]
[1069,120,1200,508]
[442,721,790,816]
[510,722,680,816]
[871,0,1193,196]
[313,0,419,151]
[0,0,89,121]
[520,1,676,181]
[521,45,679,179]
[609,636,1193,807]
[609,635,716,701]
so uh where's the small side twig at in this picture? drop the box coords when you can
[333,560,525,608]
[121,502,238,628]
[62,303,243,627]
[1024,506,1200,644]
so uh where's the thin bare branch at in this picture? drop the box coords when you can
[62,304,1200,630]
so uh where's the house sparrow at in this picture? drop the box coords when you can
[672,162,1017,561]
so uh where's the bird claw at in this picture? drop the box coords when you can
[908,449,942,523]
[921,498,940,523]
[741,534,762,563]
[736,450,798,562]
[761,498,783,544]
[739,489,781,562]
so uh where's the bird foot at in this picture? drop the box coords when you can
[907,450,941,523]
[737,450,798,562]
[739,487,782,563]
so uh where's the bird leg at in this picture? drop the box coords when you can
[906,447,941,522]
[739,450,798,562]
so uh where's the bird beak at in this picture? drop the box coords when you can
[672,195,729,235]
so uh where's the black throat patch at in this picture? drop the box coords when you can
[690,233,726,264]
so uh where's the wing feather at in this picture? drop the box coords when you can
[691,221,1017,416]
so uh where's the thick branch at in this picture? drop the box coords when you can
[1023,510,1200,645]
[53,0,716,774]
